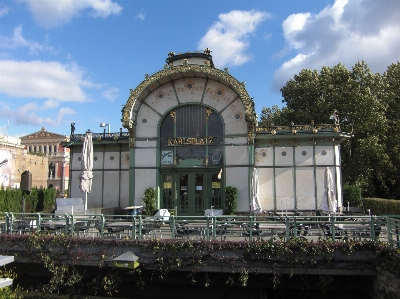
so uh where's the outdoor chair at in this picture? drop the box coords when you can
[210,223,228,241]
[357,224,381,240]
[241,223,263,241]
[321,224,348,240]
[171,223,191,239]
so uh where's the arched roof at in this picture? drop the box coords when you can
[121,64,255,130]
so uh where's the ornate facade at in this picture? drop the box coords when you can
[66,50,351,215]
[20,127,70,192]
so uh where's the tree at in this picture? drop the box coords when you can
[266,61,399,198]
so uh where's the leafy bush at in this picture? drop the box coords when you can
[224,186,237,215]
[0,187,56,213]
[363,198,400,215]
[343,185,362,207]
[143,187,157,216]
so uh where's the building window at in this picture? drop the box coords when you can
[160,105,223,166]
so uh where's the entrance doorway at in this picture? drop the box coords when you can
[161,170,222,216]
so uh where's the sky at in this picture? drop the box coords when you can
[0,0,399,138]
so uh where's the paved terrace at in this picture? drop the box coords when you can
[1,212,399,247]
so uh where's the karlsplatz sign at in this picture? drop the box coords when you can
[167,136,215,146]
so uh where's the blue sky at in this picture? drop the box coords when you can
[1,0,399,137]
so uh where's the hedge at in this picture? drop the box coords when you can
[0,187,56,213]
[363,198,400,215]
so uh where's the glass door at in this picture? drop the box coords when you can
[177,172,206,216]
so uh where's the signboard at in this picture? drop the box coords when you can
[161,151,173,165]
[212,182,220,188]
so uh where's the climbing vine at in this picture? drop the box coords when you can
[0,234,398,298]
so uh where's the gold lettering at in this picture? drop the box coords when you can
[208,137,214,144]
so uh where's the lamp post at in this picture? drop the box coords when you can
[100,123,110,133]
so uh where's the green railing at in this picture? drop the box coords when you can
[0,212,399,247]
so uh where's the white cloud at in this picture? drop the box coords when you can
[0,60,91,102]
[136,13,145,21]
[0,100,76,127]
[273,0,400,90]
[0,5,9,17]
[0,25,54,55]
[102,87,119,102]
[18,0,122,29]
[198,10,270,67]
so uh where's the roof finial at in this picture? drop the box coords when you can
[204,48,212,55]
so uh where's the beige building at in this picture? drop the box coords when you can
[20,127,70,192]
[0,135,48,189]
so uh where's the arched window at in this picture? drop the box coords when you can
[160,105,223,166]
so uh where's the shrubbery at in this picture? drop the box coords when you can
[0,186,56,213]
[363,198,400,215]
[343,185,362,207]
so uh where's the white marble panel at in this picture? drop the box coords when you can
[102,171,120,208]
[69,171,81,198]
[225,146,248,166]
[314,146,334,165]
[258,168,274,210]
[104,152,120,169]
[71,153,81,170]
[135,148,157,167]
[296,168,316,210]
[202,81,237,112]
[174,78,205,103]
[255,148,273,166]
[92,152,104,170]
[225,167,249,213]
[295,146,314,166]
[134,169,156,205]
[144,84,178,116]
[121,152,130,170]
[119,170,130,208]
[275,147,294,167]
[316,167,327,209]
[136,105,160,138]
[221,99,247,135]
[88,171,103,209]
[275,168,295,210]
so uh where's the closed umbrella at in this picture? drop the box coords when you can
[251,168,262,214]
[324,167,337,212]
[79,131,93,211]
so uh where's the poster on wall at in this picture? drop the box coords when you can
[0,149,13,187]
[161,151,173,165]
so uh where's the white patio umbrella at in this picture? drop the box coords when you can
[251,168,262,214]
[79,131,93,211]
[324,167,337,212]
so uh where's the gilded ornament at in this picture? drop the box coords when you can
[170,110,176,123]
[206,108,212,121]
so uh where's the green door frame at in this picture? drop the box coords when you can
[160,168,222,216]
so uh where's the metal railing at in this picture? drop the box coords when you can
[1,213,399,247]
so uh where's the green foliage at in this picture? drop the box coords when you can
[343,185,362,207]
[0,187,56,213]
[0,234,399,297]
[0,267,23,299]
[259,105,292,127]
[143,187,157,216]
[224,186,237,215]
[363,198,400,215]
[272,61,400,199]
